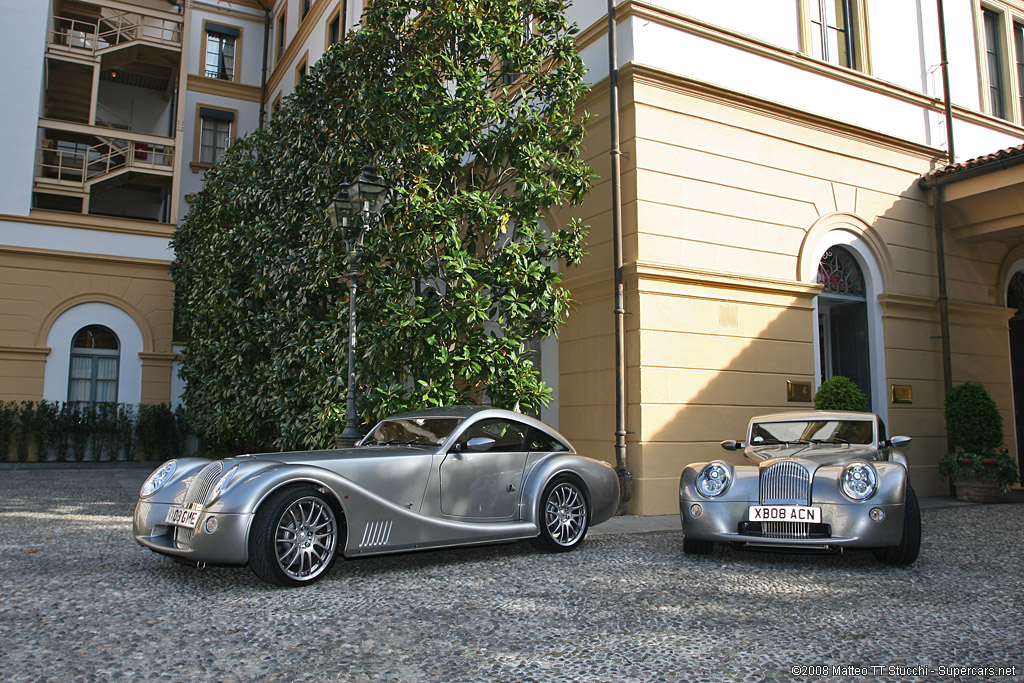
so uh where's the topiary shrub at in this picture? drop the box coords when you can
[814,376,868,412]
[943,381,1003,454]
[939,381,1018,492]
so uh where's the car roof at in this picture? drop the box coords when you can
[751,410,877,422]
[381,405,575,451]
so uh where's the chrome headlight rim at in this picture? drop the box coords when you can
[695,461,733,498]
[140,460,177,498]
[207,464,239,504]
[840,461,878,501]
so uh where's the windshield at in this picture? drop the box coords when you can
[750,420,874,445]
[361,417,464,447]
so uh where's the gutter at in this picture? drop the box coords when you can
[256,1,271,129]
[607,0,633,509]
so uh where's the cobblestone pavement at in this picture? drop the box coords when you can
[1,468,1022,683]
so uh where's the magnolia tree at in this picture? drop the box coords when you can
[172,0,592,451]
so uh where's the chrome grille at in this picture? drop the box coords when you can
[763,522,810,539]
[760,461,811,505]
[175,461,224,548]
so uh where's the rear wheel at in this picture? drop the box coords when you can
[531,477,589,552]
[873,486,920,566]
[249,486,341,586]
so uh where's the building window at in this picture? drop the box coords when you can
[204,23,239,80]
[199,107,234,164]
[301,0,311,20]
[1015,22,1024,118]
[327,4,347,47]
[984,8,1008,119]
[806,0,864,70]
[276,13,286,63]
[68,325,119,404]
[296,54,308,84]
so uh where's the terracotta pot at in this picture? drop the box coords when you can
[953,477,1004,503]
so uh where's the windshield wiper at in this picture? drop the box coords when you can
[379,438,432,446]
[756,438,811,446]
[809,438,849,445]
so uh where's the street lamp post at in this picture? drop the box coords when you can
[328,164,389,447]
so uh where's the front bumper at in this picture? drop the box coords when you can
[134,499,253,565]
[679,499,905,550]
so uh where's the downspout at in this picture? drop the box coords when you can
[256,1,271,129]
[935,0,955,407]
[608,0,632,510]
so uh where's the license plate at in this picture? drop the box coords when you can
[748,505,822,524]
[164,505,201,529]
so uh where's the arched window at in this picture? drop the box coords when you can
[816,246,871,406]
[817,246,866,298]
[68,325,120,403]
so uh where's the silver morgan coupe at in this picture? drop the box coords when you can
[679,411,920,565]
[134,406,620,586]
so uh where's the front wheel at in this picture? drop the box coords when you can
[531,477,589,552]
[873,485,920,566]
[249,486,341,586]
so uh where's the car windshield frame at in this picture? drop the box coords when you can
[749,419,875,446]
[360,417,465,447]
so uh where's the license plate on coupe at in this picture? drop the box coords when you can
[164,505,202,529]
[748,505,822,524]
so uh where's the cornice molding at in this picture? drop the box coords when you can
[0,244,172,268]
[630,260,822,299]
[1,210,176,239]
[187,73,263,101]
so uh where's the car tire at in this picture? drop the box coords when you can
[531,476,589,552]
[249,485,342,586]
[682,537,714,555]
[873,485,921,566]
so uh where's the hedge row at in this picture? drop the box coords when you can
[0,401,191,463]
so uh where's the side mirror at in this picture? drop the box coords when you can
[885,436,912,450]
[720,440,747,451]
[462,436,495,452]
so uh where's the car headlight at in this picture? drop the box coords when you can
[207,465,239,503]
[841,462,878,501]
[695,462,732,498]
[140,460,177,498]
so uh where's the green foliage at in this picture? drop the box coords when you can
[938,450,1019,489]
[173,0,593,451]
[0,401,191,462]
[813,376,868,412]
[938,382,1017,489]
[943,381,1003,454]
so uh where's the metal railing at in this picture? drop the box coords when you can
[37,137,174,186]
[49,9,182,55]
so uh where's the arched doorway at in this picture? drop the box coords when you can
[816,245,871,407]
[1008,271,1024,477]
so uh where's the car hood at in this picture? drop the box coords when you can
[245,444,437,467]
[745,443,881,466]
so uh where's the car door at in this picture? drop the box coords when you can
[439,418,529,519]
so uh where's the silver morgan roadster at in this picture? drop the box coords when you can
[134,406,619,586]
[679,411,920,565]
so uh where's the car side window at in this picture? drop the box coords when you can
[525,427,568,452]
[456,419,527,452]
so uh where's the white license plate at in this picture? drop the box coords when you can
[164,505,201,529]
[748,505,822,524]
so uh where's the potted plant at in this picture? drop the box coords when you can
[938,382,1019,502]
